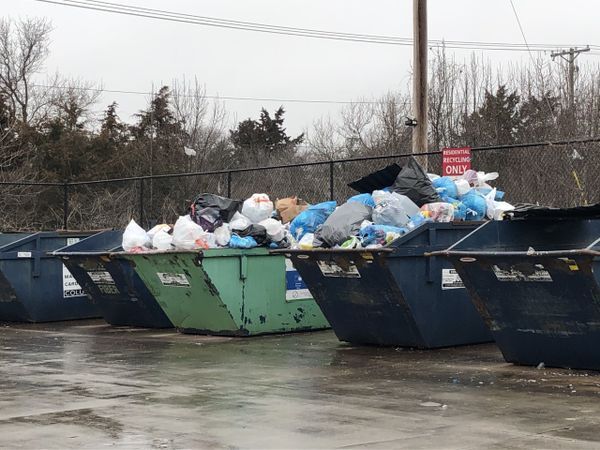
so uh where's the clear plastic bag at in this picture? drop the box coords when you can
[420,203,455,223]
[372,190,419,228]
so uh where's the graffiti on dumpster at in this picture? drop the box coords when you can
[492,265,553,282]
[285,258,312,301]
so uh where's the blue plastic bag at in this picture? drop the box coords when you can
[441,195,467,221]
[359,225,407,246]
[229,234,258,249]
[433,177,458,199]
[347,193,375,208]
[477,187,505,201]
[460,192,487,221]
[290,201,337,240]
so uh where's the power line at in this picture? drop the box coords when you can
[32,83,475,106]
[33,0,598,52]
[32,84,380,104]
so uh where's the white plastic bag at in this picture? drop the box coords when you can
[152,229,173,251]
[172,215,209,250]
[455,179,471,196]
[122,219,151,252]
[147,224,171,239]
[259,218,285,242]
[485,188,515,220]
[214,224,231,247]
[462,169,499,188]
[230,212,252,231]
[242,193,274,223]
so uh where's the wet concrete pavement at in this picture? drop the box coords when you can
[1,321,599,449]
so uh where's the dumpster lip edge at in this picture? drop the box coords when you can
[428,248,600,258]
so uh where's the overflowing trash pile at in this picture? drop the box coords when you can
[122,157,514,252]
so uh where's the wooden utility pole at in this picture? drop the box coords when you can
[551,47,590,111]
[412,0,428,169]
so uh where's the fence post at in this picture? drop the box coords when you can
[139,178,145,226]
[329,162,334,201]
[62,182,69,230]
[227,171,232,198]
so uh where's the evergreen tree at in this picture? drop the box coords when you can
[460,86,521,146]
[229,107,304,165]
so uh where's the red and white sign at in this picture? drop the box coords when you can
[442,147,471,177]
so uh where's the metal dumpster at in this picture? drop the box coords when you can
[282,222,492,348]
[439,218,600,370]
[109,248,329,336]
[0,231,98,322]
[54,231,174,328]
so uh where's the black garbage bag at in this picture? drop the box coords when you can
[508,202,600,220]
[190,193,241,222]
[315,202,372,247]
[192,208,223,232]
[347,163,402,193]
[391,157,440,206]
[236,224,269,246]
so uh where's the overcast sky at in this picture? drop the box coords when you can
[4,0,598,136]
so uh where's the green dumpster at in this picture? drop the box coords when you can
[110,248,329,336]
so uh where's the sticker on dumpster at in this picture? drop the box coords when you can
[88,270,119,295]
[285,258,312,301]
[157,272,190,288]
[441,269,465,290]
[17,252,32,258]
[317,260,361,278]
[63,266,86,298]
[492,265,553,282]
[558,257,580,271]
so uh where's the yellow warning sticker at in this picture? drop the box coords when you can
[559,258,579,271]
[361,253,374,260]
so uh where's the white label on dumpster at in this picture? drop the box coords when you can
[66,237,80,246]
[492,265,553,282]
[17,252,32,258]
[157,272,190,288]
[88,271,114,284]
[317,261,361,278]
[285,258,312,301]
[63,265,86,298]
[441,269,465,290]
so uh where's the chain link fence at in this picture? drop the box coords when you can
[0,139,598,231]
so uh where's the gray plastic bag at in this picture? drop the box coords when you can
[315,202,372,247]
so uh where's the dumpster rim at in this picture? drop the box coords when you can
[429,248,600,258]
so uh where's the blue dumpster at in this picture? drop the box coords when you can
[54,231,174,328]
[0,231,98,322]
[282,222,492,348]
[440,218,600,370]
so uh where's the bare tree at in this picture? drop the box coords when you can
[0,17,53,126]
[171,77,228,171]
